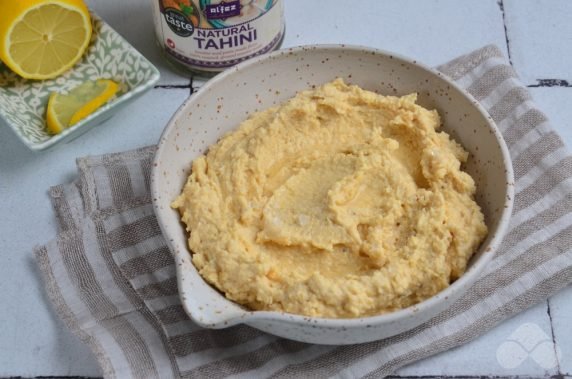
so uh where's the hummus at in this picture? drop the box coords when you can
[173,79,487,318]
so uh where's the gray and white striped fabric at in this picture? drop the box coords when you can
[35,45,572,379]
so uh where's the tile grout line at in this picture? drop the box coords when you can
[546,298,563,376]
[153,84,192,89]
[527,79,572,88]
[189,76,196,96]
[151,75,206,93]
[497,0,513,66]
[189,75,205,95]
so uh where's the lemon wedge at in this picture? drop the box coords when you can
[46,79,120,134]
[0,0,92,80]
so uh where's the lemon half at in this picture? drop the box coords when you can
[0,0,92,80]
[46,79,120,134]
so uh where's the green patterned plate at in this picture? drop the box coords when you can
[0,13,160,151]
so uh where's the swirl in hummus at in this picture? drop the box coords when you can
[173,79,487,318]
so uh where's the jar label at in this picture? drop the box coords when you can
[153,0,284,71]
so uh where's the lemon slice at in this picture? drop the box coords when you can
[0,0,92,80]
[46,79,120,134]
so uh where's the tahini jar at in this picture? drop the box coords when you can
[152,0,284,75]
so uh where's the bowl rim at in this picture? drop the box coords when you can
[152,43,515,329]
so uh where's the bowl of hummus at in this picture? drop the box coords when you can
[151,45,514,345]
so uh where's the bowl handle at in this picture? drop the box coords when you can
[175,254,250,328]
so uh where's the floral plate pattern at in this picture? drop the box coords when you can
[0,14,160,151]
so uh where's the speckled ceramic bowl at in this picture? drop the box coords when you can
[151,45,514,345]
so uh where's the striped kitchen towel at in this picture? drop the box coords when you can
[35,44,572,378]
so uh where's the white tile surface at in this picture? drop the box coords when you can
[0,88,188,377]
[282,0,508,66]
[396,302,557,376]
[528,87,572,376]
[548,287,572,375]
[0,0,570,376]
[529,87,572,149]
[0,264,102,377]
[504,0,572,85]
